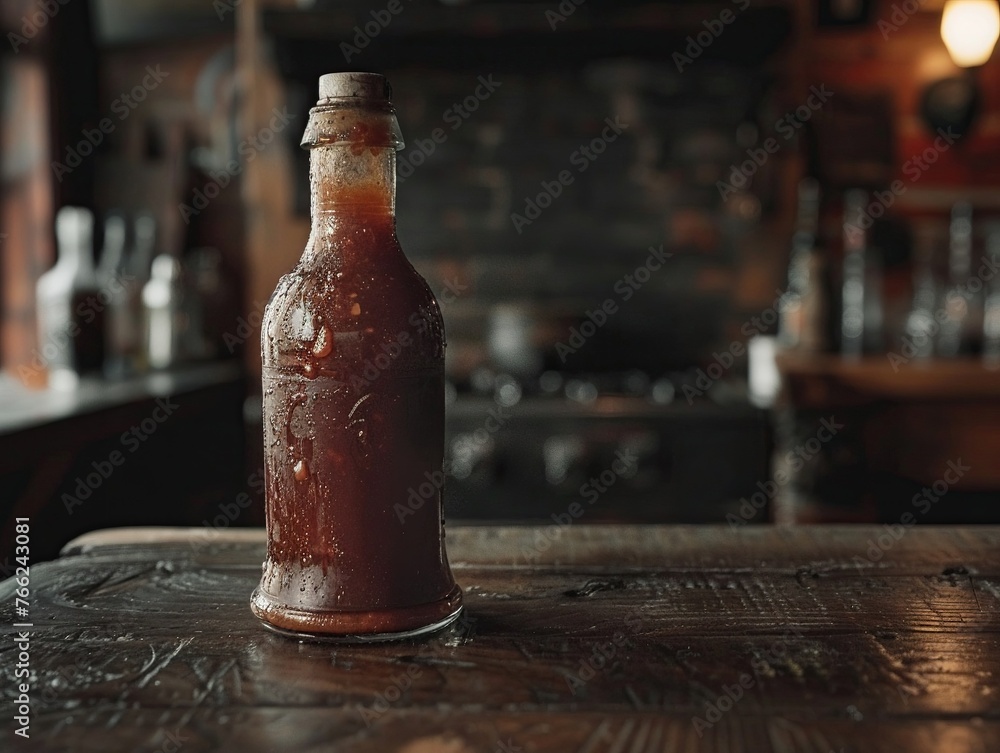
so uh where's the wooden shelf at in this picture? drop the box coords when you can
[776,352,1000,405]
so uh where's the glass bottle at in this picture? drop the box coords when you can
[984,227,1000,365]
[840,190,883,357]
[840,190,868,358]
[36,206,104,389]
[779,177,826,352]
[126,213,158,372]
[142,255,186,370]
[937,202,976,357]
[97,212,136,378]
[251,72,463,640]
[902,224,940,361]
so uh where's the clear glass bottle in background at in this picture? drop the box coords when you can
[36,207,104,389]
[128,212,157,285]
[96,212,127,282]
[863,241,885,355]
[937,202,977,357]
[839,189,886,357]
[97,212,138,378]
[142,255,186,370]
[901,223,940,362]
[840,190,868,358]
[779,177,826,352]
[186,247,235,360]
[984,226,1000,365]
[251,72,463,640]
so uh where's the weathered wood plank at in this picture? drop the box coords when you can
[11,709,1000,753]
[2,525,999,752]
[60,525,1000,573]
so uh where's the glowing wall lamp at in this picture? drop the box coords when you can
[921,0,1000,138]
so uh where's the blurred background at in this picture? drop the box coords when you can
[3,0,1000,563]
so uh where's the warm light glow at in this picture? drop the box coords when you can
[941,0,1000,67]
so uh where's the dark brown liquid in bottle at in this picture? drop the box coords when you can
[251,75,462,639]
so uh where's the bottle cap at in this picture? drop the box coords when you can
[304,73,403,150]
[318,72,392,104]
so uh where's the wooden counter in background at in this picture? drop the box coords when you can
[774,353,1000,524]
[2,524,999,752]
[0,362,249,565]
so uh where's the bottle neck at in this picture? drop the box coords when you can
[304,146,398,265]
[57,244,97,288]
[309,145,396,220]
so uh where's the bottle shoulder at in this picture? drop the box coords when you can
[262,255,444,372]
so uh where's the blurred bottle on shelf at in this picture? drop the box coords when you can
[118,212,159,373]
[984,227,1000,366]
[142,255,187,370]
[185,248,236,360]
[840,191,868,358]
[95,212,126,282]
[128,213,157,285]
[36,207,105,390]
[840,190,884,358]
[901,223,940,362]
[937,202,978,357]
[779,177,826,352]
[863,247,884,354]
[96,212,139,379]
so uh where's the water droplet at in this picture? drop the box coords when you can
[303,362,317,378]
[351,302,361,316]
[312,324,332,357]
[294,459,310,482]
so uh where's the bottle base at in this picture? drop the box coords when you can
[250,584,463,643]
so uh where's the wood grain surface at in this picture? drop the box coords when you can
[2,525,1000,752]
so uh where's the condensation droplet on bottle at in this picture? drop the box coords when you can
[303,362,317,379]
[351,302,361,316]
[312,324,333,357]
[294,459,310,482]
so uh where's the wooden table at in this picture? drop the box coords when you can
[3,525,1000,752]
